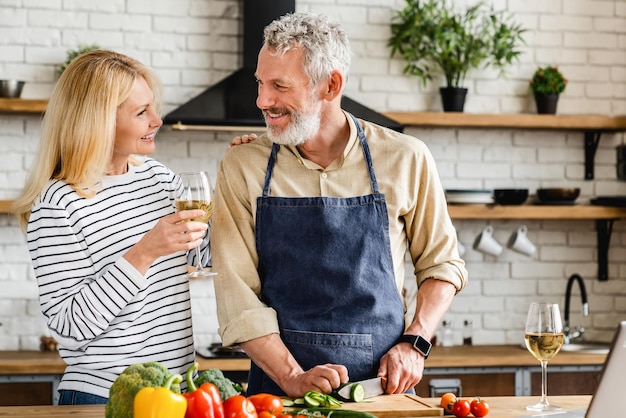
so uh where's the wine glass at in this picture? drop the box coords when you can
[524,302,564,412]
[176,171,216,278]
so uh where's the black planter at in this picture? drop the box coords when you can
[439,87,468,112]
[534,93,559,114]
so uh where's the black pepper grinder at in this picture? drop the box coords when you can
[463,319,473,346]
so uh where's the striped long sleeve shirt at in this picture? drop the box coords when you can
[26,158,201,398]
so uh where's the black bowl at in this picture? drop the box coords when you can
[493,189,529,205]
[536,188,580,203]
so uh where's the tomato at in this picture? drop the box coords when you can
[451,399,471,418]
[248,393,284,415]
[258,412,274,418]
[440,392,457,414]
[470,398,490,417]
[223,395,259,418]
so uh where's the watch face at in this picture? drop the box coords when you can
[415,336,432,355]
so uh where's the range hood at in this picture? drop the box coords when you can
[163,0,403,133]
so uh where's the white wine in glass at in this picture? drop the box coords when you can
[524,302,564,412]
[176,171,216,278]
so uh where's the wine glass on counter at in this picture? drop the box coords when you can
[176,171,216,278]
[524,302,564,412]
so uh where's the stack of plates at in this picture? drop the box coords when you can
[445,189,493,204]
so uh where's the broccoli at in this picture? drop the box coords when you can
[105,361,181,418]
[193,367,242,401]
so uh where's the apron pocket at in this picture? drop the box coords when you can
[282,329,375,380]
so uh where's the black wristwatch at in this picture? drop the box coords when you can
[397,334,432,359]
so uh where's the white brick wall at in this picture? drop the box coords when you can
[0,0,625,350]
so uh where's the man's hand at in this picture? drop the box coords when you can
[229,133,258,148]
[281,363,349,397]
[378,342,425,394]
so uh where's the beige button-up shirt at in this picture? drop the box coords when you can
[212,113,467,346]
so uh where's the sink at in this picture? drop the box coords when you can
[559,342,610,354]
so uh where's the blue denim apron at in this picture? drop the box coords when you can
[247,115,405,395]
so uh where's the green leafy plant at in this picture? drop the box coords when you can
[56,44,100,77]
[529,66,567,95]
[388,0,526,88]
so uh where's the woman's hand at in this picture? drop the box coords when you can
[229,133,257,148]
[123,210,208,275]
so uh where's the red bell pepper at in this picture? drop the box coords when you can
[184,362,225,418]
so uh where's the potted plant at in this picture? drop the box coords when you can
[56,44,100,78]
[529,66,567,114]
[388,0,526,112]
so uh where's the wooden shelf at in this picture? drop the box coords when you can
[448,204,626,220]
[3,198,625,220]
[0,200,12,213]
[382,112,626,132]
[0,98,47,114]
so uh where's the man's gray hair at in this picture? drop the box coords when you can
[263,12,352,87]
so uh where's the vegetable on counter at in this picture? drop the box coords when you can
[134,373,187,418]
[439,392,491,417]
[194,367,243,401]
[223,394,258,418]
[184,362,225,418]
[105,361,183,418]
[248,393,284,416]
[281,408,377,417]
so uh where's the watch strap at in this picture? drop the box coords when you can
[397,334,432,359]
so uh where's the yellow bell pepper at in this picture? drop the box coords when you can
[134,373,187,418]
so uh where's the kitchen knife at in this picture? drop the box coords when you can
[336,377,386,401]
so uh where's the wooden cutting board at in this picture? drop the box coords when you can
[335,394,443,417]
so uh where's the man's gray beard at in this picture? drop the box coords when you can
[265,107,321,147]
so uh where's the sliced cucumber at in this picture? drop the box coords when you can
[350,383,365,403]
[304,393,321,407]
[286,407,377,417]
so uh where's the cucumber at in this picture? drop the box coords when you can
[349,383,365,403]
[286,407,377,417]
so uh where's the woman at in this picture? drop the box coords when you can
[12,50,209,404]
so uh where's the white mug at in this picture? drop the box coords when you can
[473,225,503,257]
[507,224,536,256]
[457,240,466,257]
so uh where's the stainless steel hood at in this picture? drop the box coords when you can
[163,0,403,133]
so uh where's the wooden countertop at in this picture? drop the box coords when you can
[0,345,605,376]
[426,344,607,368]
[0,350,250,375]
[0,395,591,417]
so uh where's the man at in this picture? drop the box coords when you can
[212,12,467,398]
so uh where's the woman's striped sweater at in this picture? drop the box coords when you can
[26,158,202,398]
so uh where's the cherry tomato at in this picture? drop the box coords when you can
[470,397,490,417]
[440,392,457,414]
[223,395,258,418]
[258,412,274,418]
[452,399,471,418]
[248,393,284,415]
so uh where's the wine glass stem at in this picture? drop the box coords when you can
[540,359,549,406]
[195,247,204,272]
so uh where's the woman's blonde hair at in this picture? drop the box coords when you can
[13,50,163,231]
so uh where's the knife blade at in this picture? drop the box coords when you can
[336,376,386,401]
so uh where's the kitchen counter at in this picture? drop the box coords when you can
[0,345,606,375]
[0,350,250,375]
[0,395,592,417]
[1,345,605,404]
[427,344,606,367]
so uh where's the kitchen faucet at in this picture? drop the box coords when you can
[564,274,589,344]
